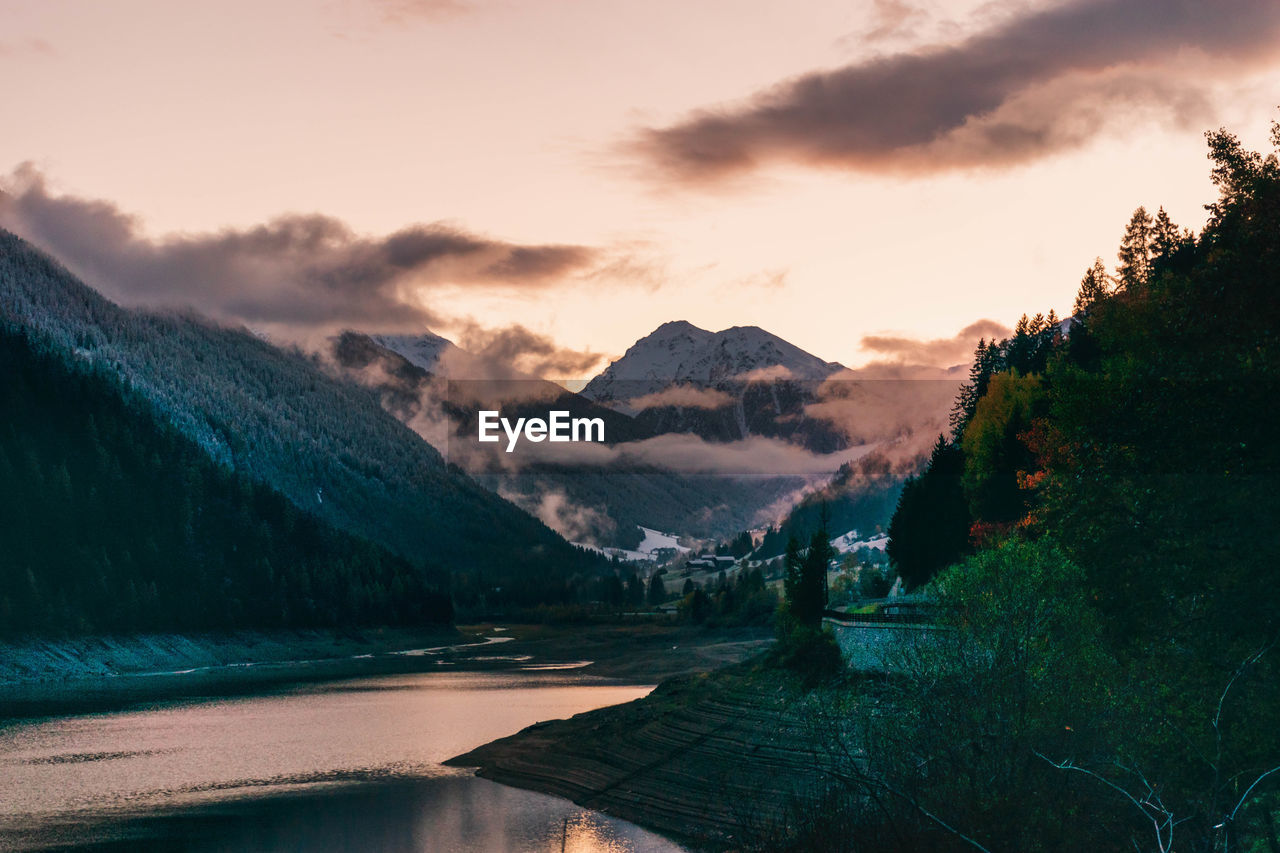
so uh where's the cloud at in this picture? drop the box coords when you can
[633,0,1280,182]
[860,0,929,43]
[735,364,795,383]
[614,433,873,477]
[860,318,1010,366]
[0,164,604,332]
[498,485,616,546]
[455,322,609,378]
[0,38,54,58]
[729,267,789,292]
[373,0,472,22]
[626,385,734,411]
[796,318,1008,447]
[468,431,876,478]
[804,375,962,447]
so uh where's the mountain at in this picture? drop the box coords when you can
[331,331,805,549]
[0,230,604,602]
[336,322,923,553]
[582,320,844,405]
[582,321,848,451]
[0,322,450,636]
[368,330,528,382]
[369,331,459,374]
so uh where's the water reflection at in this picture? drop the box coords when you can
[0,669,684,851]
[187,777,677,853]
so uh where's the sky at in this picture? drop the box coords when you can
[2,0,1278,377]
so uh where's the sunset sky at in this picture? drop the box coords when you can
[2,0,1278,376]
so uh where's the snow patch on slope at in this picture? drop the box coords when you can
[369,332,457,373]
[830,531,889,555]
[572,526,690,564]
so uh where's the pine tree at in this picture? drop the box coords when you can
[646,573,666,605]
[626,572,644,606]
[887,435,972,589]
[1150,206,1183,263]
[799,528,832,624]
[951,338,1000,439]
[1073,258,1112,316]
[1117,206,1155,289]
[783,536,803,611]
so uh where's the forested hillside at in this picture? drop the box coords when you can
[834,123,1280,852]
[0,231,606,602]
[0,323,451,635]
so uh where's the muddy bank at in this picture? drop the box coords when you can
[0,626,465,720]
[447,661,843,849]
[0,624,772,721]
[0,626,463,685]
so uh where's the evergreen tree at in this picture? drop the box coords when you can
[1073,258,1112,316]
[625,572,644,606]
[645,572,666,606]
[782,536,804,615]
[795,528,832,626]
[1116,206,1154,289]
[1149,206,1186,264]
[887,435,971,589]
[951,338,1000,439]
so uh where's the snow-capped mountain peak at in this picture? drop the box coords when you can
[369,331,458,374]
[581,321,843,404]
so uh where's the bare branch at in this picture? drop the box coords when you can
[1215,637,1277,733]
[1227,765,1280,825]
[1035,752,1176,853]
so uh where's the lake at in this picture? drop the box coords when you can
[0,659,687,851]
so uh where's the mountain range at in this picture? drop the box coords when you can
[336,320,922,550]
[0,230,604,612]
[0,220,922,617]
[331,330,808,550]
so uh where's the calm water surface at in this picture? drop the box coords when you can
[0,664,685,851]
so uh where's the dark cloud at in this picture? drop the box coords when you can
[635,0,1280,182]
[861,318,1010,366]
[456,322,608,378]
[0,164,599,331]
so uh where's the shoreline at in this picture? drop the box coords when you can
[446,660,845,850]
[0,623,773,721]
[0,625,463,685]
[0,625,462,721]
